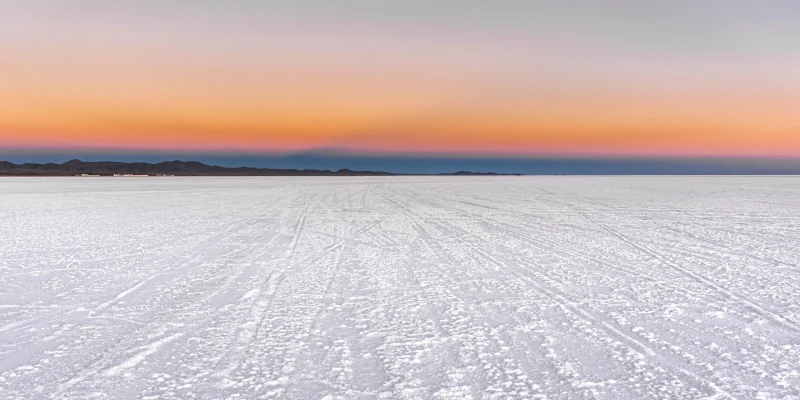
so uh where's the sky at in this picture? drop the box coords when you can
[1,1,800,160]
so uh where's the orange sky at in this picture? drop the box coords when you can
[2,2,800,156]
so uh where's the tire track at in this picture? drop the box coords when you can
[568,201,800,335]
[412,194,736,398]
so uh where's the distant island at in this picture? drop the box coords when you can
[0,159,512,176]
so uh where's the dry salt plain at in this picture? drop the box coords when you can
[1,176,800,400]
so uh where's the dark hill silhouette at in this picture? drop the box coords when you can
[0,160,513,176]
[0,159,392,176]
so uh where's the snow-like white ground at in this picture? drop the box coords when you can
[1,177,800,399]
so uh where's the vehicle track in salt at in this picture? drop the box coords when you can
[410,188,744,398]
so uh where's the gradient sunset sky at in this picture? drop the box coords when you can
[2,1,800,157]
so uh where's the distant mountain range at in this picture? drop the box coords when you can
[0,159,509,176]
